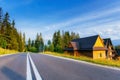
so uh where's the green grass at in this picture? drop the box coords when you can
[44,51,120,68]
[0,47,18,55]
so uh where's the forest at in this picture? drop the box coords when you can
[0,7,80,53]
[0,7,25,52]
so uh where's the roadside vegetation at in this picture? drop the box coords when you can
[44,30,80,53]
[26,33,44,52]
[0,47,17,55]
[44,52,120,68]
[0,7,26,53]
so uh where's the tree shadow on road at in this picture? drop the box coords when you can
[1,66,26,80]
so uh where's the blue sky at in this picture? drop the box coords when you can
[0,0,120,44]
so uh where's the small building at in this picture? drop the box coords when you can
[103,38,117,59]
[64,35,107,59]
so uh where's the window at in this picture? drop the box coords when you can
[99,53,102,57]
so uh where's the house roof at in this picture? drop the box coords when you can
[69,35,106,50]
[103,38,113,47]
[72,35,98,49]
[70,42,79,50]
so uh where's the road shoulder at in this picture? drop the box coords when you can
[42,53,120,71]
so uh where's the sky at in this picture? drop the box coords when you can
[0,0,120,44]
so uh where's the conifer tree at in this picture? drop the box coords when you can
[0,7,3,26]
[28,38,31,51]
[35,33,44,52]
[50,30,80,53]
[0,7,26,52]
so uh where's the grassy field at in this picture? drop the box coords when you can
[0,47,18,55]
[44,51,120,68]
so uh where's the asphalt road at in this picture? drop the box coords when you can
[0,53,26,80]
[0,53,120,80]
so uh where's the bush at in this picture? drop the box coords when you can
[29,47,38,52]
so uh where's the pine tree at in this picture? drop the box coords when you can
[12,20,15,28]
[9,27,18,50]
[28,38,31,51]
[51,30,80,53]
[52,30,62,52]
[0,7,26,52]
[35,33,39,51]
[46,40,54,51]
[3,12,11,49]
[35,33,44,52]
[0,8,4,34]
[31,40,35,47]
[23,33,26,51]
[39,33,44,52]
[53,31,57,51]
[0,7,3,26]
[63,31,71,48]
[18,32,23,52]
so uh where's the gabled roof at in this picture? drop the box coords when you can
[70,42,79,50]
[64,35,107,51]
[72,35,99,50]
[103,38,113,47]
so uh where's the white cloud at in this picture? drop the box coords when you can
[41,6,120,31]
[11,1,120,42]
[36,6,120,41]
[76,22,120,40]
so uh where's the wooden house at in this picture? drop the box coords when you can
[103,38,117,59]
[64,35,107,59]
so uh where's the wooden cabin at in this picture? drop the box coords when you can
[64,35,107,59]
[103,38,117,59]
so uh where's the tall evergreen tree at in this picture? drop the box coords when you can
[28,38,31,51]
[0,8,4,34]
[52,30,62,52]
[31,40,35,47]
[3,12,11,49]
[53,32,57,51]
[12,20,15,28]
[63,31,71,48]
[0,7,3,25]
[23,33,26,51]
[18,32,23,52]
[50,30,80,53]
[0,7,26,52]
[35,33,44,52]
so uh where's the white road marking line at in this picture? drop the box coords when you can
[26,53,32,80]
[28,53,42,80]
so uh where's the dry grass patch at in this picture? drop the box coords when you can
[0,47,17,55]
[44,51,120,68]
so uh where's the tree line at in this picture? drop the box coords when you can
[0,7,25,52]
[26,33,44,52]
[1,7,120,53]
[0,7,80,53]
[1,6,120,53]
[45,30,80,53]
[26,30,80,53]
